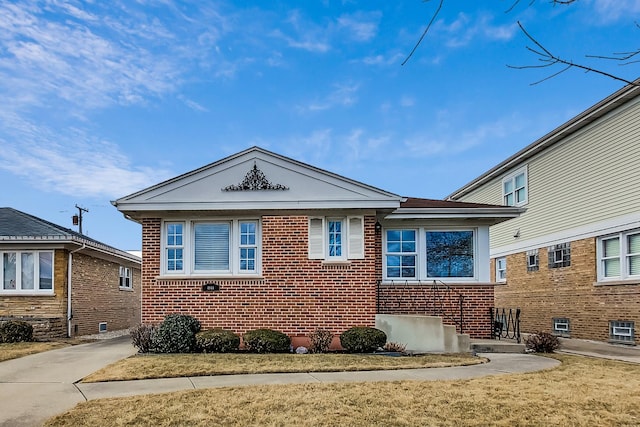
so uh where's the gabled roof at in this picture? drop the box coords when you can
[446,79,640,200]
[0,208,140,264]
[113,146,403,217]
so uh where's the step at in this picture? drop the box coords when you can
[470,339,526,354]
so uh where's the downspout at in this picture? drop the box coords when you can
[67,243,86,337]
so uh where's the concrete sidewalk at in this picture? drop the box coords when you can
[558,337,640,364]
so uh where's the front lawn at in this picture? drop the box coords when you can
[0,341,71,362]
[46,355,640,426]
[83,352,484,382]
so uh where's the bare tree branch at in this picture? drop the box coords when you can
[402,0,444,66]
[507,22,638,86]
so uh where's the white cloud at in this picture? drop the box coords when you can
[435,12,518,48]
[336,12,381,42]
[297,83,360,112]
[0,112,171,199]
[588,0,640,23]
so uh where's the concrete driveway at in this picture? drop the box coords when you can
[0,335,136,427]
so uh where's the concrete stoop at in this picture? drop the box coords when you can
[375,314,470,353]
[470,339,526,354]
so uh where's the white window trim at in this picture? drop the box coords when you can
[161,218,261,277]
[307,216,365,262]
[119,266,132,289]
[597,230,640,282]
[383,227,479,283]
[0,250,55,295]
[502,165,528,207]
[496,257,507,282]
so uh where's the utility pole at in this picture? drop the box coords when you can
[72,205,89,235]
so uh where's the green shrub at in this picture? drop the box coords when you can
[340,326,387,353]
[309,328,333,353]
[243,328,291,353]
[0,320,33,343]
[525,331,561,353]
[151,314,201,353]
[196,328,240,353]
[130,323,157,353]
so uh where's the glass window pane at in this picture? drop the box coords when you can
[386,230,400,241]
[629,255,640,276]
[603,238,620,257]
[402,230,416,241]
[504,193,514,206]
[515,173,525,188]
[426,231,474,278]
[387,267,400,278]
[387,242,401,253]
[3,253,16,290]
[401,256,416,267]
[503,180,513,193]
[21,253,35,290]
[515,187,526,203]
[387,255,400,267]
[628,234,640,254]
[194,223,230,271]
[604,258,621,277]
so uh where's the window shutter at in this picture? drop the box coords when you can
[308,218,324,259]
[347,216,364,259]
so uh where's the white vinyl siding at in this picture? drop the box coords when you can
[454,96,640,251]
[308,216,365,261]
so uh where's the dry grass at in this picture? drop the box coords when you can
[0,341,71,362]
[46,355,640,426]
[83,352,483,382]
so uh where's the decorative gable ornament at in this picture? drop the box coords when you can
[222,162,289,191]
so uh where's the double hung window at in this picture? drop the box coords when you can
[119,266,132,288]
[496,257,507,282]
[163,220,260,275]
[308,217,364,261]
[598,231,640,281]
[502,167,527,207]
[383,228,476,281]
[1,251,53,293]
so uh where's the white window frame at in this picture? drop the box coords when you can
[119,266,132,289]
[553,318,570,335]
[496,257,507,282]
[161,219,261,276]
[307,216,365,262]
[609,320,635,343]
[597,230,640,282]
[384,228,418,280]
[0,250,54,294]
[526,249,539,272]
[383,227,478,282]
[502,166,528,207]
[165,222,185,274]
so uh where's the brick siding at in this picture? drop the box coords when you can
[70,252,141,336]
[496,237,640,343]
[141,216,378,336]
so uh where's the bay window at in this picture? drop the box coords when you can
[1,251,53,293]
[383,228,477,281]
[598,231,640,281]
[162,219,260,275]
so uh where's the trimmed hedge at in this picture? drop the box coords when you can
[340,326,386,353]
[196,329,240,353]
[243,328,291,353]
[152,314,201,353]
[0,320,33,343]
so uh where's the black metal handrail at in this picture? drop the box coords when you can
[490,307,521,343]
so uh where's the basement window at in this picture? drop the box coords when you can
[609,321,634,344]
[99,322,108,333]
[553,318,570,337]
[527,249,539,272]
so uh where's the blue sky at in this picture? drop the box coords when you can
[1,0,638,251]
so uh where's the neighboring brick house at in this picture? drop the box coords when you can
[0,208,141,339]
[112,147,521,340]
[447,80,640,345]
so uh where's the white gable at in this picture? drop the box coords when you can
[114,147,402,214]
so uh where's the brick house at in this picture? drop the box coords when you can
[447,80,640,345]
[112,147,521,342]
[0,208,141,339]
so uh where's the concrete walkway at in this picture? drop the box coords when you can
[2,335,638,427]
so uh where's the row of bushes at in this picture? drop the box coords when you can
[131,314,388,354]
[0,320,34,343]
